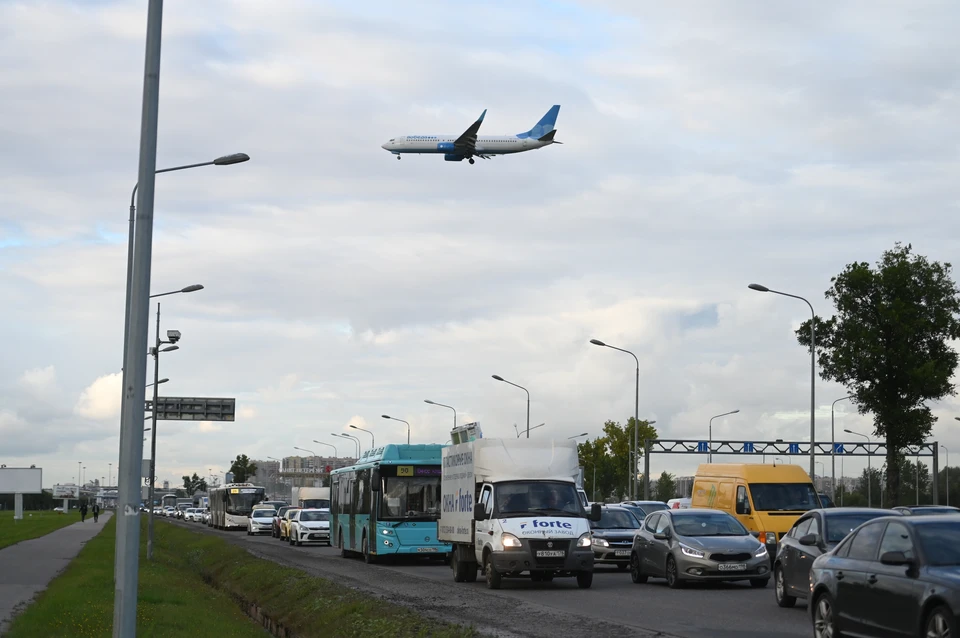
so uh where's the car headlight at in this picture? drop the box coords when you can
[502,533,522,549]
[764,532,777,545]
[577,532,592,548]
[680,544,704,558]
[592,537,609,547]
[755,544,768,558]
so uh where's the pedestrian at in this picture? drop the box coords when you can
[92,502,100,523]
[79,502,88,523]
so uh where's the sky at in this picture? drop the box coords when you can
[2,0,959,491]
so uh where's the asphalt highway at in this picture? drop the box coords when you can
[171,519,810,638]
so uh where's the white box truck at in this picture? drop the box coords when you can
[290,486,330,509]
[439,438,601,589]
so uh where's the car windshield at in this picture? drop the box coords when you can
[380,477,441,520]
[825,513,890,543]
[591,510,640,529]
[252,510,274,518]
[300,511,329,522]
[496,481,583,517]
[749,483,819,511]
[673,513,748,537]
[636,503,668,514]
[916,522,960,565]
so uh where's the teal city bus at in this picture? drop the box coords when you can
[330,444,450,562]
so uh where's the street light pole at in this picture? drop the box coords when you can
[831,395,853,503]
[708,410,740,463]
[381,415,410,444]
[749,284,817,481]
[333,433,360,458]
[492,375,530,439]
[845,429,871,507]
[942,445,950,507]
[311,440,338,458]
[424,400,457,429]
[589,339,641,499]
[516,423,545,437]
[349,425,375,449]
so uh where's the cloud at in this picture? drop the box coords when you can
[198,421,222,433]
[74,373,121,420]
[18,365,56,396]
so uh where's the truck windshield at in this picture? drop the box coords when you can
[300,499,330,509]
[496,481,582,517]
[749,483,819,512]
[380,477,441,520]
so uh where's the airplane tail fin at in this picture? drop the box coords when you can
[537,129,562,144]
[519,105,560,139]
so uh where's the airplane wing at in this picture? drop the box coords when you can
[453,109,486,156]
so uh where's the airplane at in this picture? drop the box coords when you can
[380,105,562,164]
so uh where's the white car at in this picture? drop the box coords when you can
[163,506,176,517]
[185,508,202,522]
[288,508,331,546]
[247,508,276,535]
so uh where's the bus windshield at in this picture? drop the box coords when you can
[380,477,441,520]
[749,483,819,512]
[225,488,266,516]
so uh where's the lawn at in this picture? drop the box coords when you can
[0,510,80,550]
[5,516,267,637]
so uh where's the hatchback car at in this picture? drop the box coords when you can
[279,507,300,541]
[247,507,276,535]
[630,508,771,588]
[288,508,330,546]
[272,506,292,538]
[774,507,898,608]
[591,505,643,569]
[809,515,960,638]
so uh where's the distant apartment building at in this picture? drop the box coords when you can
[280,455,356,472]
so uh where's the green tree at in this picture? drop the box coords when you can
[181,472,208,496]
[797,243,960,506]
[228,454,258,483]
[578,418,658,502]
[655,471,676,503]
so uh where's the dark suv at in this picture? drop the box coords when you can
[589,505,643,570]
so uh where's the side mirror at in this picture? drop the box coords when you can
[880,550,913,566]
[474,503,487,521]
[370,468,381,492]
[799,533,819,547]
[653,532,669,541]
[590,503,602,522]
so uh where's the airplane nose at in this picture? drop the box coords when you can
[381,142,389,150]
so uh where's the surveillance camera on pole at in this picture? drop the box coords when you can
[166,329,181,344]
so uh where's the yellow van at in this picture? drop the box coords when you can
[690,464,821,562]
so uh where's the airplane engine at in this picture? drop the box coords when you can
[444,153,464,161]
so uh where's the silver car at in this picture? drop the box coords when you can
[629,508,771,588]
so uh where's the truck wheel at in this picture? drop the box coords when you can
[465,564,478,582]
[484,554,502,590]
[452,556,467,582]
[576,571,593,589]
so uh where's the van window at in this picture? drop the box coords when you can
[749,483,819,512]
[735,486,750,514]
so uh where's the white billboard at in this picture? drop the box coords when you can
[53,484,79,499]
[0,467,42,494]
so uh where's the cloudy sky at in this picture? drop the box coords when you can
[2,0,959,491]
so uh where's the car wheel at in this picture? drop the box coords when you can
[774,566,796,607]
[484,553,502,590]
[665,555,684,589]
[925,605,956,638]
[750,578,769,588]
[630,552,648,584]
[576,571,593,589]
[812,592,842,638]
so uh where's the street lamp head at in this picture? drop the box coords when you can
[843,429,855,434]
[213,153,250,166]
[160,345,179,353]
[492,375,504,382]
[748,283,770,292]
[732,409,740,414]
[180,284,204,293]
[589,339,606,347]
[955,417,960,422]
[424,400,435,405]
[381,414,391,419]
[349,424,360,430]
[157,378,169,384]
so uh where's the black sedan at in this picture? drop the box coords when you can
[893,505,960,516]
[775,507,899,608]
[810,515,960,638]
[590,505,643,570]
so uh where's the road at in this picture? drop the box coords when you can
[172,519,810,638]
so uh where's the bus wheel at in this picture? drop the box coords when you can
[339,529,349,558]
[362,535,376,564]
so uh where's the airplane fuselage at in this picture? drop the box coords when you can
[381,135,549,156]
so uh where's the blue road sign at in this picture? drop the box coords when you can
[833,443,845,454]
[788,443,800,454]
[697,441,709,453]
[743,442,754,453]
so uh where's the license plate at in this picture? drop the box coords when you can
[718,563,746,571]
[417,547,439,553]
[614,550,630,557]
[536,550,565,558]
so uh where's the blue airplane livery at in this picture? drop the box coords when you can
[381,106,562,164]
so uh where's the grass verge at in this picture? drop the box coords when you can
[5,516,267,637]
[0,510,80,550]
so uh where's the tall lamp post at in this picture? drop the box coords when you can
[831,395,853,503]
[424,400,457,429]
[311,440,338,458]
[381,415,409,444]
[146,285,202,562]
[333,433,361,458]
[589,338,641,499]
[515,423,545,438]
[749,284,817,481]
[568,432,589,439]
[492,375,530,439]
[708,410,740,463]
[845,429,871,507]
[350,424,376,449]
[942,444,950,507]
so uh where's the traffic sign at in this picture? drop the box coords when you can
[833,443,845,454]
[697,441,709,453]
[742,442,754,453]
[788,443,800,454]
[325,465,332,473]
[146,397,236,421]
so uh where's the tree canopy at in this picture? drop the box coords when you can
[578,418,658,502]
[181,472,208,495]
[796,243,960,505]
[228,454,258,484]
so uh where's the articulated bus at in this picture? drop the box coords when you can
[208,483,267,530]
[331,444,450,562]
[160,494,178,510]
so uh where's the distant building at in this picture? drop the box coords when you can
[280,455,356,472]
[162,480,169,490]
[675,476,694,499]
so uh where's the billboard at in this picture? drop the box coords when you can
[0,467,42,494]
[145,397,235,421]
[53,484,80,499]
